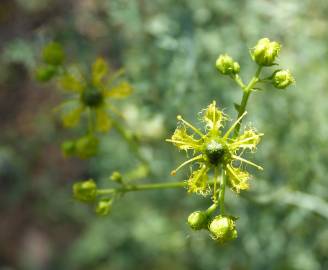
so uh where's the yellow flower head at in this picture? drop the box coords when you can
[167,101,263,194]
[57,58,133,132]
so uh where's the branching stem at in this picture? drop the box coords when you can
[97,181,187,195]
[233,65,262,137]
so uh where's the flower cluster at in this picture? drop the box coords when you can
[36,37,295,244]
[36,42,134,159]
[167,101,263,195]
[58,58,132,133]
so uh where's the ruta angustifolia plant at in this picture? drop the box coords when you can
[37,38,294,244]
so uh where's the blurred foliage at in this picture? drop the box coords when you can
[0,0,328,269]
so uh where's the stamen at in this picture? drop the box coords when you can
[226,165,240,184]
[165,139,199,148]
[231,134,263,146]
[232,155,263,170]
[223,111,247,139]
[177,115,205,137]
[226,165,240,180]
[212,100,216,125]
[171,154,203,176]
[226,165,248,192]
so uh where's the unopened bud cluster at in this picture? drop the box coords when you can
[73,179,113,216]
[216,37,295,92]
[61,135,99,159]
[187,210,238,244]
[36,42,65,82]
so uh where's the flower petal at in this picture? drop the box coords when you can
[95,108,112,132]
[202,101,226,133]
[226,165,250,193]
[104,82,133,99]
[168,125,201,151]
[231,128,262,152]
[58,70,85,93]
[62,105,84,128]
[92,58,109,86]
[187,165,210,195]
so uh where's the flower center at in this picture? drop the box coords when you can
[81,87,103,107]
[205,140,228,166]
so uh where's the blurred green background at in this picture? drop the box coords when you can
[1,0,328,269]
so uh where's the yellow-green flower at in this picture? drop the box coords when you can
[167,101,263,194]
[57,58,133,132]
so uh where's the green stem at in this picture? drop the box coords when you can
[97,181,187,195]
[232,74,246,89]
[87,108,95,134]
[205,201,219,216]
[212,166,219,203]
[233,65,262,137]
[219,169,227,214]
[97,179,219,196]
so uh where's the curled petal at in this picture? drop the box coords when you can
[167,125,201,151]
[104,82,133,99]
[58,73,85,93]
[95,108,112,132]
[62,105,83,128]
[92,58,109,86]
[187,165,210,195]
[231,128,262,152]
[226,165,250,193]
[202,101,226,132]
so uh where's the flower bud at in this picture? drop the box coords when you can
[215,54,240,75]
[75,135,99,159]
[35,65,57,82]
[73,179,97,202]
[208,215,237,244]
[95,199,112,216]
[42,42,65,66]
[272,69,295,89]
[187,211,208,230]
[251,38,281,66]
[110,171,123,184]
[61,140,76,157]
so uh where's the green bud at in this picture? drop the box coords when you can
[42,42,65,66]
[95,199,112,216]
[251,38,281,66]
[35,65,57,82]
[208,215,237,244]
[61,140,76,157]
[187,211,208,230]
[272,69,295,89]
[75,135,99,159]
[110,171,123,184]
[73,179,97,202]
[215,54,240,75]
